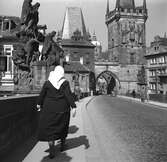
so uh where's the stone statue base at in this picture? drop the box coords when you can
[14,61,51,94]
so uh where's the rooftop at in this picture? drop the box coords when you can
[64,61,90,73]
[62,7,87,40]
[61,39,95,48]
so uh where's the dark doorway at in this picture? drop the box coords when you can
[107,77,116,95]
[96,71,119,95]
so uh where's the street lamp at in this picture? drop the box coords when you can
[127,70,130,94]
[137,65,147,102]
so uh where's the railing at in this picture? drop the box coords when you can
[125,92,167,103]
[149,94,167,103]
[0,95,39,157]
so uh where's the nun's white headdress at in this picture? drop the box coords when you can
[48,65,66,89]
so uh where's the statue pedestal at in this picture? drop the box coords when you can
[14,61,50,94]
[32,61,49,93]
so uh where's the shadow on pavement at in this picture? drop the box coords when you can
[65,135,90,150]
[2,136,38,162]
[41,135,89,162]
[41,152,72,162]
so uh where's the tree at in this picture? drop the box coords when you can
[137,65,147,85]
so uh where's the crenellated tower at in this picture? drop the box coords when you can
[105,0,148,65]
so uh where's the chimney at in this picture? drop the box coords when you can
[80,57,83,64]
[65,54,70,62]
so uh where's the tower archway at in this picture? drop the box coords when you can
[96,70,121,95]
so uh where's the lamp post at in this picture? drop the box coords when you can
[137,65,147,102]
[127,70,130,94]
[155,69,158,94]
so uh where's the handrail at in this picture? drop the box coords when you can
[0,94,38,100]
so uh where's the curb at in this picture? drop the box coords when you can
[118,95,167,108]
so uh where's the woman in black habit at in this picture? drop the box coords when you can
[37,65,76,159]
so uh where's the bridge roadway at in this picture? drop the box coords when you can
[2,95,167,162]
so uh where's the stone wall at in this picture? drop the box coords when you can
[0,95,38,157]
[95,62,141,94]
[63,46,95,71]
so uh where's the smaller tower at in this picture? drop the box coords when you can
[106,0,109,15]
[91,31,102,61]
[105,0,148,65]
[143,0,147,11]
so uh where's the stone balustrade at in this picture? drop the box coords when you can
[0,94,39,157]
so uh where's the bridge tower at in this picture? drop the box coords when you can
[105,0,147,65]
[103,0,148,94]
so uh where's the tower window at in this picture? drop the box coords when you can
[130,53,135,64]
[139,9,142,13]
[111,39,114,48]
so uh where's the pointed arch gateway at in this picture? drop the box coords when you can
[96,71,121,95]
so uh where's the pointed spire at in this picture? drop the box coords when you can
[62,7,87,39]
[116,0,120,8]
[92,30,97,41]
[106,0,109,15]
[86,28,91,41]
[143,0,147,10]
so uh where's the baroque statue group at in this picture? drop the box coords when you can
[12,0,64,93]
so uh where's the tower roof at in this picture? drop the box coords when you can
[116,0,135,9]
[62,7,87,39]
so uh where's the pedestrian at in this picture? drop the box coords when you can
[146,88,151,102]
[74,85,81,101]
[132,89,136,98]
[36,65,76,159]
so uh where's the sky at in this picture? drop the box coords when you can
[0,0,167,51]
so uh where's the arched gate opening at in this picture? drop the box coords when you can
[96,71,121,95]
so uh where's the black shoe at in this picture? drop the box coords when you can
[49,144,55,159]
[60,138,66,152]
[49,153,55,159]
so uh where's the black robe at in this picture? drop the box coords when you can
[37,80,76,141]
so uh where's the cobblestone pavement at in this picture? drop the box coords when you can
[85,95,167,162]
[2,95,167,162]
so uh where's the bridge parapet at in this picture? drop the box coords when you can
[0,94,38,157]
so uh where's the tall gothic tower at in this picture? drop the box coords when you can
[105,0,147,65]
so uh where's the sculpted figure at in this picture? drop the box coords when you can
[13,44,27,66]
[129,21,136,41]
[21,0,33,25]
[25,38,40,65]
[20,0,40,38]
[41,31,56,59]
[41,31,64,66]
[13,39,39,68]
[24,3,40,34]
[137,24,144,44]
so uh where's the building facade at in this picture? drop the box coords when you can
[145,35,167,94]
[61,7,95,94]
[0,16,20,92]
[61,7,95,71]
